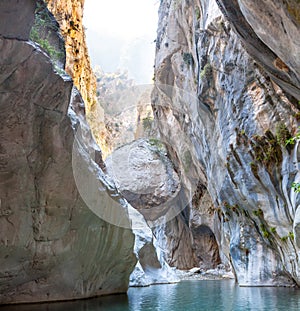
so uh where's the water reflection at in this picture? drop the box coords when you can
[2,280,300,311]
[0,294,129,311]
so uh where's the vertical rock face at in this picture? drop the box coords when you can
[45,0,96,106]
[216,0,300,99]
[154,0,300,286]
[45,0,108,155]
[0,1,136,304]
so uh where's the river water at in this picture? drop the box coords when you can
[2,280,300,311]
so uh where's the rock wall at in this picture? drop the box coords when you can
[0,0,136,304]
[216,0,300,100]
[154,0,300,286]
[45,0,95,106]
[45,0,109,155]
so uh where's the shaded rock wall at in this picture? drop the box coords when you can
[216,0,300,100]
[0,1,136,304]
[154,0,300,286]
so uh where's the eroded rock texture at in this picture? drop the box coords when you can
[216,0,300,99]
[45,0,96,107]
[45,0,109,155]
[0,1,136,304]
[154,0,300,286]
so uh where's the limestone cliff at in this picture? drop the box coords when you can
[45,0,108,155]
[154,0,300,286]
[45,0,95,106]
[0,0,136,304]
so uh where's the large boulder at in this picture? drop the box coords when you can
[106,139,181,221]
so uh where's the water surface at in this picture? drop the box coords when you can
[2,280,300,311]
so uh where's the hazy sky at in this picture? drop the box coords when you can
[83,0,159,84]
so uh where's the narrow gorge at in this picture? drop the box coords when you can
[0,0,300,308]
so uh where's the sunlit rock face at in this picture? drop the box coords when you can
[154,0,300,286]
[0,1,136,304]
[45,0,109,155]
[45,0,96,108]
[130,224,179,287]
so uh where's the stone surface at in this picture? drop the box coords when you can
[130,224,179,287]
[154,0,300,286]
[45,0,109,155]
[0,0,36,40]
[45,0,96,108]
[153,214,197,270]
[0,2,136,304]
[216,0,300,99]
[192,224,221,269]
[105,139,181,221]
[138,243,162,270]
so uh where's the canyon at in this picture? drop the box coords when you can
[0,0,300,305]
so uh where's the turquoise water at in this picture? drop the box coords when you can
[2,280,300,311]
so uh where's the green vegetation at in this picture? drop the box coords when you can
[251,131,282,169]
[142,116,154,131]
[280,231,295,242]
[29,1,64,64]
[183,53,193,66]
[253,208,278,240]
[260,224,270,238]
[30,30,64,61]
[182,150,192,172]
[288,231,295,240]
[195,7,201,20]
[285,127,300,146]
[292,182,300,193]
[281,236,288,242]
[275,123,291,146]
[253,208,264,217]
[252,210,277,240]
[259,223,278,239]
[284,128,300,194]
[149,138,165,153]
[200,63,212,79]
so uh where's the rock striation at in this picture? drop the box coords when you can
[154,0,300,286]
[216,0,300,100]
[0,0,136,304]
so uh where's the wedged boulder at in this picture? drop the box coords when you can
[106,139,181,221]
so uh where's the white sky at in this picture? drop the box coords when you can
[83,0,159,83]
